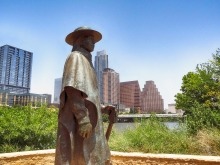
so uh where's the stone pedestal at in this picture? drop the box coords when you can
[0,149,220,165]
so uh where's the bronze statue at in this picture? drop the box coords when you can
[55,26,116,165]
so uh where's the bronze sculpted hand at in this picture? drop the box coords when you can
[102,105,117,124]
[79,123,92,138]
[64,87,92,138]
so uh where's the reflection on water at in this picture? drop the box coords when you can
[164,122,179,129]
[113,123,136,133]
[113,122,179,133]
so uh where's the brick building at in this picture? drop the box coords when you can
[141,81,164,113]
[102,68,119,104]
[120,81,141,109]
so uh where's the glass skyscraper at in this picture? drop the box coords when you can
[0,45,32,94]
[94,50,108,103]
[53,78,62,103]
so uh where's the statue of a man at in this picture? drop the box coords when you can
[55,26,115,165]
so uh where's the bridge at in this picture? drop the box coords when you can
[117,114,184,122]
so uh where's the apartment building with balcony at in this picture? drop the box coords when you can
[0,45,32,94]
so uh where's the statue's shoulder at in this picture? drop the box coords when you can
[68,51,84,59]
[71,51,84,56]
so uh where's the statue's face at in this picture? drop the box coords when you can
[81,36,95,52]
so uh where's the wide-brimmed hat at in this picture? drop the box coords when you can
[65,26,102,46]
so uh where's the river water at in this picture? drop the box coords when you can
[113,122,179,133]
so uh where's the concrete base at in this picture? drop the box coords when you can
[0,149,220,165]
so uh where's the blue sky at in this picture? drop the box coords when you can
[0,0,220,108]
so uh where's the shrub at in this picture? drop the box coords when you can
[186,102,220,134]
[0,105,58,153]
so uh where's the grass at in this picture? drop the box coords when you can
[108,118,220,156]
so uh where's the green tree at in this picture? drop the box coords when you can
[210,48,220,78]
[175,49,220,133]
[129,108,138,114]
[175,69,220,112]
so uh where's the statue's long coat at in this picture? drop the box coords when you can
[55,51,110,165]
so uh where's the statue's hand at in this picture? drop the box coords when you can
[102,105,117,123]
[102,105,115,115]
[79,123,92,138]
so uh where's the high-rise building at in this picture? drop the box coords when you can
[94,50,108,102]
[120,81,141,109]
[53,78,62,103]
[0,45,32,94]
[141,81,164,113]
[102,68,119,104]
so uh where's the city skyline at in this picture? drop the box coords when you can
[1,1,220,108]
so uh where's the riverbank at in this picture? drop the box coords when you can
[1,149,220,165]
[108,119,220,156]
